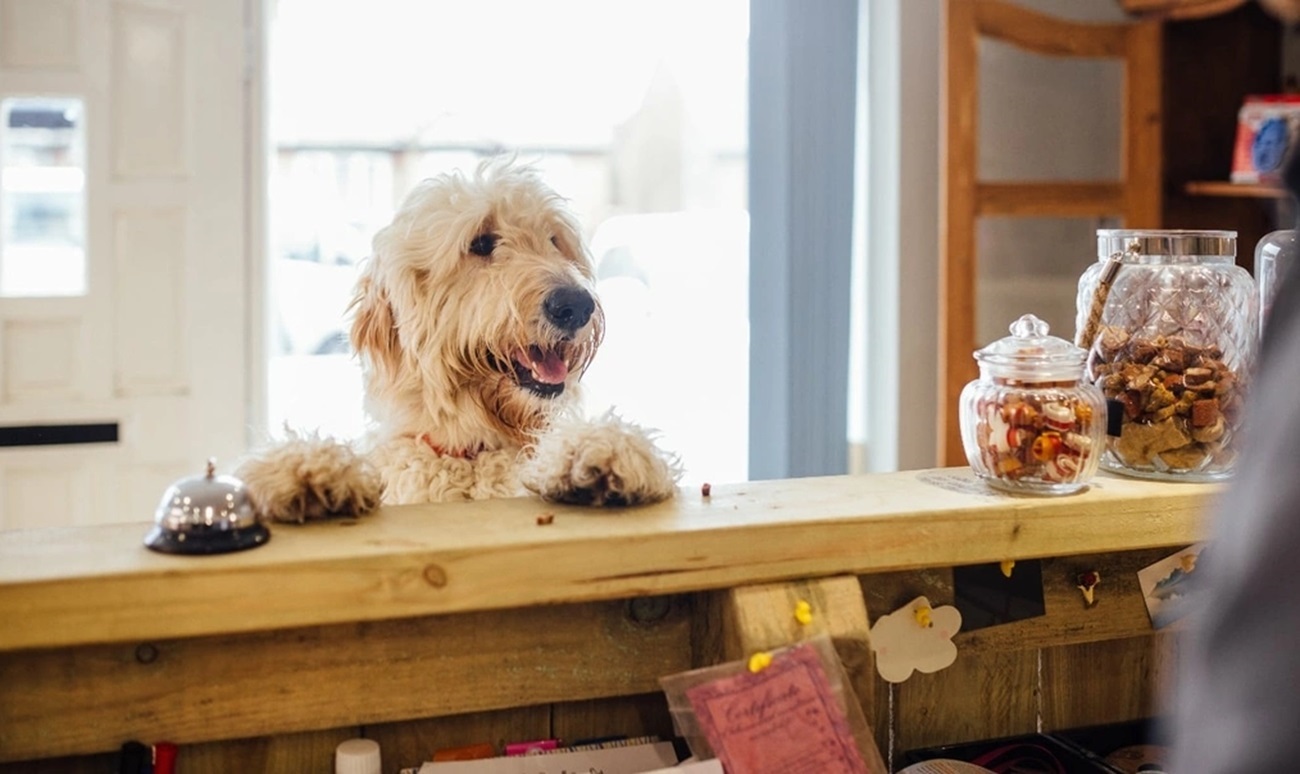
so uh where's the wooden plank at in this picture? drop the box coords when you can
[0,599,692,762]
[862,547,1187,654]
[551,693,677,745]
[0,729,354,774]
[158,729,355,774]
[959,549,1183,652]
[1123,18,1163,228]
[941,0,980,467]
[1120,0,1250,21]
[0,753,113,774]
[973,0,1130,58]
[893,648,1040,753]
[365,707,549,771]
[1184,180,1286,198]
[975,182,1125,218]
[863,549,1185,755]
[1039,634,1173,730]
[701,577,880,755]
[0,470,1217,652]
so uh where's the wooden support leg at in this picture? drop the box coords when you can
[693,575,880,754]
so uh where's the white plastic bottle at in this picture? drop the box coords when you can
[335,738,381,774]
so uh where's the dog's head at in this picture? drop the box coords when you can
[349,161,604,448]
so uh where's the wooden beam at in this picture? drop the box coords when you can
[940,0,980,466]
[0,599,691,762]
[974,0,1130,58]
[0,471,1216,652]
[698,577,883,761]
[975,182,1125,217]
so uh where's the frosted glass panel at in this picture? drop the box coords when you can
[976,217,1109,347]
[978,38,1123,183]
[0,97,86,297]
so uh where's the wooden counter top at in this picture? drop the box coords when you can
[0,468,1218,653]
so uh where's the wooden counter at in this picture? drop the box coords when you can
[0,469,1218,771]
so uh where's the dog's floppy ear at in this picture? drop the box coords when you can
[349,268,401,383]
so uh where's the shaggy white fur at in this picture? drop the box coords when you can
[239,160,681,521]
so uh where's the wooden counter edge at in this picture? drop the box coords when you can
[0,468,1219,652]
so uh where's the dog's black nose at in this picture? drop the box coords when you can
[544,286,596,333]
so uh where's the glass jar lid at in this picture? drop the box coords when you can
[974,314,1087,382]
[1097,229,1236,260]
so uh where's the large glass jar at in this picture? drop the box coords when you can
[1076,229,1257,482]
[959,314,1106,496]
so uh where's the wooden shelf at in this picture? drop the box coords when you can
[1184,180,1288,199]
[0,468,1217,652]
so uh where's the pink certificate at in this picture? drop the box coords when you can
[685,643,873,774]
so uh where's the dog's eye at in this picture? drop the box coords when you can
[469,233,498,257]
[550,235,559,248]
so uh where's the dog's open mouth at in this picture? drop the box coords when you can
[509,344,569,398]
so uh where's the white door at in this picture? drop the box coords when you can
[0,0,249,529]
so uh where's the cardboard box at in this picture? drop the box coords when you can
[1231,95,1300,184]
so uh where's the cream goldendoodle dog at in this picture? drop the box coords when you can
[239,161,680,522]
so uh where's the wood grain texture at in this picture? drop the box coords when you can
[1123,17,1164,229]
[159,729,355,774]
[1184,180,1287,198]
[364,706,549,770]
[893,647,1040,753]
[704,577,881,761]
[862,547,1186,755]
[0,753,114,774]
[0,599,691,762]
[975,182,1124,217]
[861,548,1186,654]
[1160,4,1282,275]
[0,470,1216,652]
[1040,634,1174,731]
[1120,0,1250,20]
[551,693,677,745]
[941,0,979,466]
[974,0,1130,57]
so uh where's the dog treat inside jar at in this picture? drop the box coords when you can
[1076,230,1257,482]
[959,314,1105,495]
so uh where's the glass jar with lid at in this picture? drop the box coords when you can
[959,314,1105,495]
[1076,229,1257,482]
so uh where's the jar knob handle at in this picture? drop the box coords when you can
[1009,314,1049,339]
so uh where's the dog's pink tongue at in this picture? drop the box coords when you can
[518,346,569,384]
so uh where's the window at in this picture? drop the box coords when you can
[265,0,749,484]
[0,97,86,297]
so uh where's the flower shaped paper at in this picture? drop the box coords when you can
[869,595,962,683]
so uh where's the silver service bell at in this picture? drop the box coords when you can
[144,459,270,555]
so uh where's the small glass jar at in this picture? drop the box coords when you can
[1256,229,1296,337]
[959,314,1105,495]
[1076,229,1257,482]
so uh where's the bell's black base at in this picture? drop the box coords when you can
[143,524,271,555]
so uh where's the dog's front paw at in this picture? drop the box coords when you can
[521,413,681,507]
[237,431,383,523]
